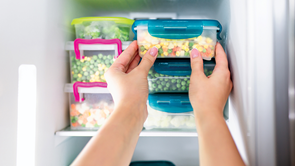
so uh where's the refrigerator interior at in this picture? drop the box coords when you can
[0,0,281,165]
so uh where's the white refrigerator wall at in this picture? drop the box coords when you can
[0,0,279,165]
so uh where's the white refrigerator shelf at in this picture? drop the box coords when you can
[55,126,198,137]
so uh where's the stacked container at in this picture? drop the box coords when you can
[132,19,228,130]
[66,16,132,129]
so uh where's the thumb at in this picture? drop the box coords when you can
[190,48,206,78]
[136,47,158,74]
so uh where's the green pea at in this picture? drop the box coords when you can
[152,84,157,88]
[89,70,94,75]
[161,82,165,86]
[181,81,186,86]
[89,65,94,69]
[94,124,99,128]
[184,78,188,81]
[203,49,206,53]
[76,61,81,65]
[164,87,168,91]
[158,85,162,89]
[73,74,78,78]
[108,55,113,59]
[187,80,190,84]
[85,62,90,66]
[172,87,177,91]
[185,51,190,56]
[181,86,186,91]
[158,48,163,54]
[187,87,189,91]
[81,124,86,127]
[92,55,98,60]
[140,46,146,52]
[164,78,168,82]
[148,70,153,75]
[177,79,181,83]
[96,59,101,63]
[166,83,170,87]
[71,56,76,61]
[168,49,173,54]
[98,54,103,58]
[90,60,95,64]
[176,84,181,88]
[155,88,159,92]
[171,79,176,83]
[155,73,160,77]
[83,72,88,76]
[77,78,82,82]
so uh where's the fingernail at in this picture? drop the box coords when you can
[149,47,158,57]
[191,48,200,58]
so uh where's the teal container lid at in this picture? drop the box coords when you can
[149,93,229,117]
[132,19,222,40]
[130,161,175,166]
[153,58,215,76]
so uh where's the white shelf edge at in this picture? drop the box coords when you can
[65,41,132,51]
[64,83,110,94]
[55,126,198,137]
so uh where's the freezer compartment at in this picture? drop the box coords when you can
[132,20,222,60]
[70,39,122,83]
[71,17,134,41]
[148,59,215,93]
[144,105,196,130]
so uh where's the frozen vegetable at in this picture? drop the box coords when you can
[76,21,130,41]
[138,29,216,60]
[148,68,213,93]
[144,105,195,129]
[70,100,114,128]
[71,54,114,83]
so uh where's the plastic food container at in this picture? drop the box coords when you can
[148,59,215,93]
[132,20,222,60]
[71,17,134,41]
[144,94,229,130]
[70,38,122,83]
[65,82,114,129]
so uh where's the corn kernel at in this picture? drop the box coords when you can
[161,53,164,57]
[144,44,150,50]
[173,42,178,46]
[184,48,189,52]
[81,59,85,63]
[197,36,203,41]
[82,67,86,71]
[197,47,203,52]
[176,51,180,56]
[155,44,161,49]
[71,71,74,74]
[164,52,168,56]
[160,42,164,46]
[184,41,189,46]
[164,42,169,46]
[204,45,208,49]
[181,45,186,50]
[206,38,213,43]
[78,74,82,78]
[101,75,105,80]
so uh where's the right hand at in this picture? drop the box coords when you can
[189,43,232,119]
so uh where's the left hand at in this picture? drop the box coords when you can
[104,41,158,123]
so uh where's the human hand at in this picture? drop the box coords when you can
[104,41,158,123]
[189,43,232,119]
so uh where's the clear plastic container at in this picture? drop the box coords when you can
[66,82,114,129]
[132,20,222,60]
[144,105,196,130]
[71,17,134,41]
[145,94,229,130]
[70,38,122,83]
[148,59,215,93]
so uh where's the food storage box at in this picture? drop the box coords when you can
[70,38,122,83]
[148,59,215,93]
[65,82,114,129]
[144,94,229,130]
[132,20,222,60]
[71,17,134,41]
